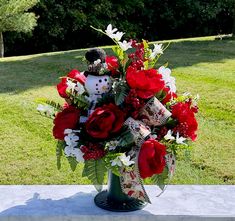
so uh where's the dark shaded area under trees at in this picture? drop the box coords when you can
[4,0,234,56]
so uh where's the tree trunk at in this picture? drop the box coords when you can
[233,0,235,36]
[0,32,4,58]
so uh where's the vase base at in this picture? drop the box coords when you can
[94,190,147,212]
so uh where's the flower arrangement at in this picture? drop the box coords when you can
[37,24,199,205]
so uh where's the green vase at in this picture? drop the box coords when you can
[94,171,147,212]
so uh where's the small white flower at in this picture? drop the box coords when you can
[150,43,163,59]
[64,146,84,163]
[164,130,175,141]
[118,40,132,51]
[111,158,122,167]
[64,133,79,148]
[119,154,135,166]
[37,104,54,116]
[158,66,176,93]
[64,129,73,135]
[107,140,119,151]
[105,24,118,38]
[74,82,85,94]
[94,59,101,66]
[66,79,77,93]
[112,31,124,41]
[176,132,187,145]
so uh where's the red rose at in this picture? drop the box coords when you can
[67,69,86,85]
[138,139,166,179]
[85,103,125,139]
[126,66,165,99]
[57,78,68,98]
[171,102,198,141]
[105,56,119,76]
[53,106,80,140]
[162,87,177,104]
[57,69,86,98]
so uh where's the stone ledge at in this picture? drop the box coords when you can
[0,185,235,221]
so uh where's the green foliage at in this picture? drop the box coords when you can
[67,156,78,171]
[0,0,38,32]
[117,127,135,149]
[82,159,106,191]
[113,81,129,105]
[56,141,65,170]
[35,98,63,112]
[70,94,89,110]
[151,168,169,190]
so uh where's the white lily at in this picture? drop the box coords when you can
[164,130,175,141]
[112,31,124,41]
[105,24,118,38]
[176,132,187,145]
[150,43,163,59]
[119,154,135,166]
[158,66,176,93]
[66,79,77,93]
[118,40,132,51]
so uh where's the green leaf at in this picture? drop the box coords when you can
[35,98,63,112]
[151,167,169,190]
[117,128,135,148]
[112,46,124,60]
[56,141,65,170]
[82,159,106,192]
[113,81,129,105]
[71,94,89,110]
[67,156,78,171]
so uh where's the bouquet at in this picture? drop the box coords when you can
[37,24,199,204]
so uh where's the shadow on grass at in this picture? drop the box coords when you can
[0,39,234,94]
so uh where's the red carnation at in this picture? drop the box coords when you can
[138,139,166,179]
[53,106,80,140]
[85,103,125,139]
[57,69,86,98]
[126,66,165,99]
[171,102,198,141]
[105,56,119,76]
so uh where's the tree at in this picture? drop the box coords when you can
[0,0,38,57]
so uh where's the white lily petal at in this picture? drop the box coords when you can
[118,40,132,51]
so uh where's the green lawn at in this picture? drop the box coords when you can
[0,36,234,184]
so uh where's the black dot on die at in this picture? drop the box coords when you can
[107,83,110,85]
[98,91,100,93]
[96,88,98,91]
[104,78,107,82]
[99,79,102,83]
[96,84,98,86]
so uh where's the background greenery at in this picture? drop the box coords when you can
[0,36,234,184]
[4,0,234,56]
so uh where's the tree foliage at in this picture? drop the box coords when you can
[0,0,38,57]
[3,0,235,56]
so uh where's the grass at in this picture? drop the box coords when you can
[0,36,234,185]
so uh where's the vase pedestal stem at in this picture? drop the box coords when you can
[94,171,147,212]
